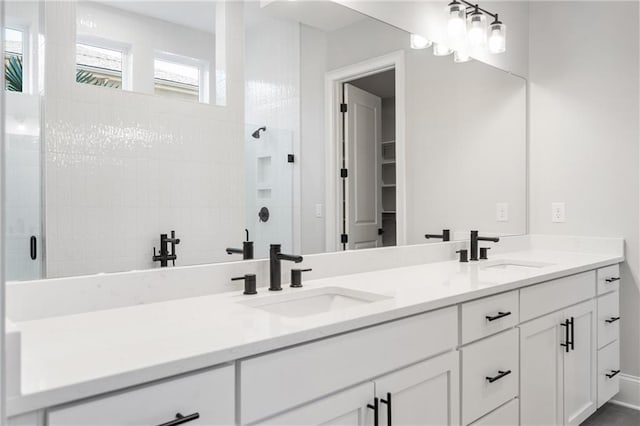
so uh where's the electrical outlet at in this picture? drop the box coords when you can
[552,202,566,223]
[315,204,324,218]
[496,203,509,222]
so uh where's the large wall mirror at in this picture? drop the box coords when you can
[3,0,526,281]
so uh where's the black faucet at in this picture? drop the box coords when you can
[425,229,451,241]
[153,231,180,267]
[269,244,303,291]
[226,229,254,260]
[470,230,499,261]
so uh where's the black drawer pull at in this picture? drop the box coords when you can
[367,397,379,426]
[156,412,200,426]
[605,277,620,283]
[486,369,511,383]
[380,392,392,426]
[485,311,511,322]
[30,236,37,260]
[605,316,620,324]
[606,370,621,379]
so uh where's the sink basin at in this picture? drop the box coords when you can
[240,287,391,318]
[481,259,555,271]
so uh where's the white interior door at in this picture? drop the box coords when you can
[344,83,382,250]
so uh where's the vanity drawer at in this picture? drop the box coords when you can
[597,264,620,295]
[461,329,519,425]
[598,291,620,349]
[597,340,620,408]
[47,365,234,426]
[461,291,518,344]
[520,271,595,322]
[239,307,458,424]
[470,398,519,426]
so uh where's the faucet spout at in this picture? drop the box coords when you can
[470,230,500,261]
[269,244,304,291]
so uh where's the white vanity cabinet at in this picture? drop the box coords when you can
[260,351,460,426]
[596,264,621,408]
[520,298,598,425]
[46,365,235,426]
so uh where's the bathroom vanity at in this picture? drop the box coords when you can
[6,236,623,425]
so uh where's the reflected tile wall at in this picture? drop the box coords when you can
[44,1,245,277]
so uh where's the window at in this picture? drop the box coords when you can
[75,42,123,88]
[4,28,24,92]
[154,55,208,103]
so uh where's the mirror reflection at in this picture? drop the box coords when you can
[3,0,526,281]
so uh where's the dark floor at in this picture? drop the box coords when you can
[582,403,640,426]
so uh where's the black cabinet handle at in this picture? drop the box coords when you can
[367,398,379,426]
[486,370,512,383]
[485,311,511,322]
[605,277,621,283]
[569,317,575,351]
[380,392,392,426]
[30,236,37,260]
[606,316,620,324]
[606,370,621,379]
[561,319,570,352]
[156,413,200,426]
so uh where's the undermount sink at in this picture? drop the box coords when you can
[240,287,391,318]
[480,259,555,271]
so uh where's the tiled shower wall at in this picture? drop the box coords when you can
[44,1,246,277]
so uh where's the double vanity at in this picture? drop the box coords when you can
[6,235,623,425]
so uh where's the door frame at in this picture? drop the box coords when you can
[324,50,406,251]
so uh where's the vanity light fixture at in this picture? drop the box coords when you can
[433,42,453,56]
[410,33,432,49]
[445,1,506,56]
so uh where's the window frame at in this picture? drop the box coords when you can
[154,50,210,104]
[75,35,131,90]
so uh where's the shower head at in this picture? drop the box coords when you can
[252,126,267,139]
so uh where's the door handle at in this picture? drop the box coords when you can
[156,412,200,426]
[485,311,511,322]
[367,397,379,426]
[605,316,620,324]
[30,236,37,260]
[380,392,392,426]
[486,370,512,383]
[569,316,575,351]
[606,370,621,379]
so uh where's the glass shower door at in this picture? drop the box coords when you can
[245,124,294,259]
[3,3,44,281]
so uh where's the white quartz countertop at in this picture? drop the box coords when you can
[9,249,623,415]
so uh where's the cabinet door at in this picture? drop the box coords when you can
[374,351,460,426]
[520,311,564,426]
[563,300,597,425]
[257,382,374,426]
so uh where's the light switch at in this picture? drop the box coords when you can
[496,203,509,222]
[315,204,323,218]
[552,202,566,223]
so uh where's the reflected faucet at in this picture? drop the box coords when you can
[425,229,451,242]
[226,229,254,260]
[269,244,303,291]
[153,231,181,267]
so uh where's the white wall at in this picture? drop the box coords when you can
[44,1,246,277]
[529,1,640,377]
[334,0,530,78]
[318,17,527,244]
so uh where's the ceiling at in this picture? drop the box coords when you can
[94,1,216,34]
[348,69,396,99]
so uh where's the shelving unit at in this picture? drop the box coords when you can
[380,140,396,247]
